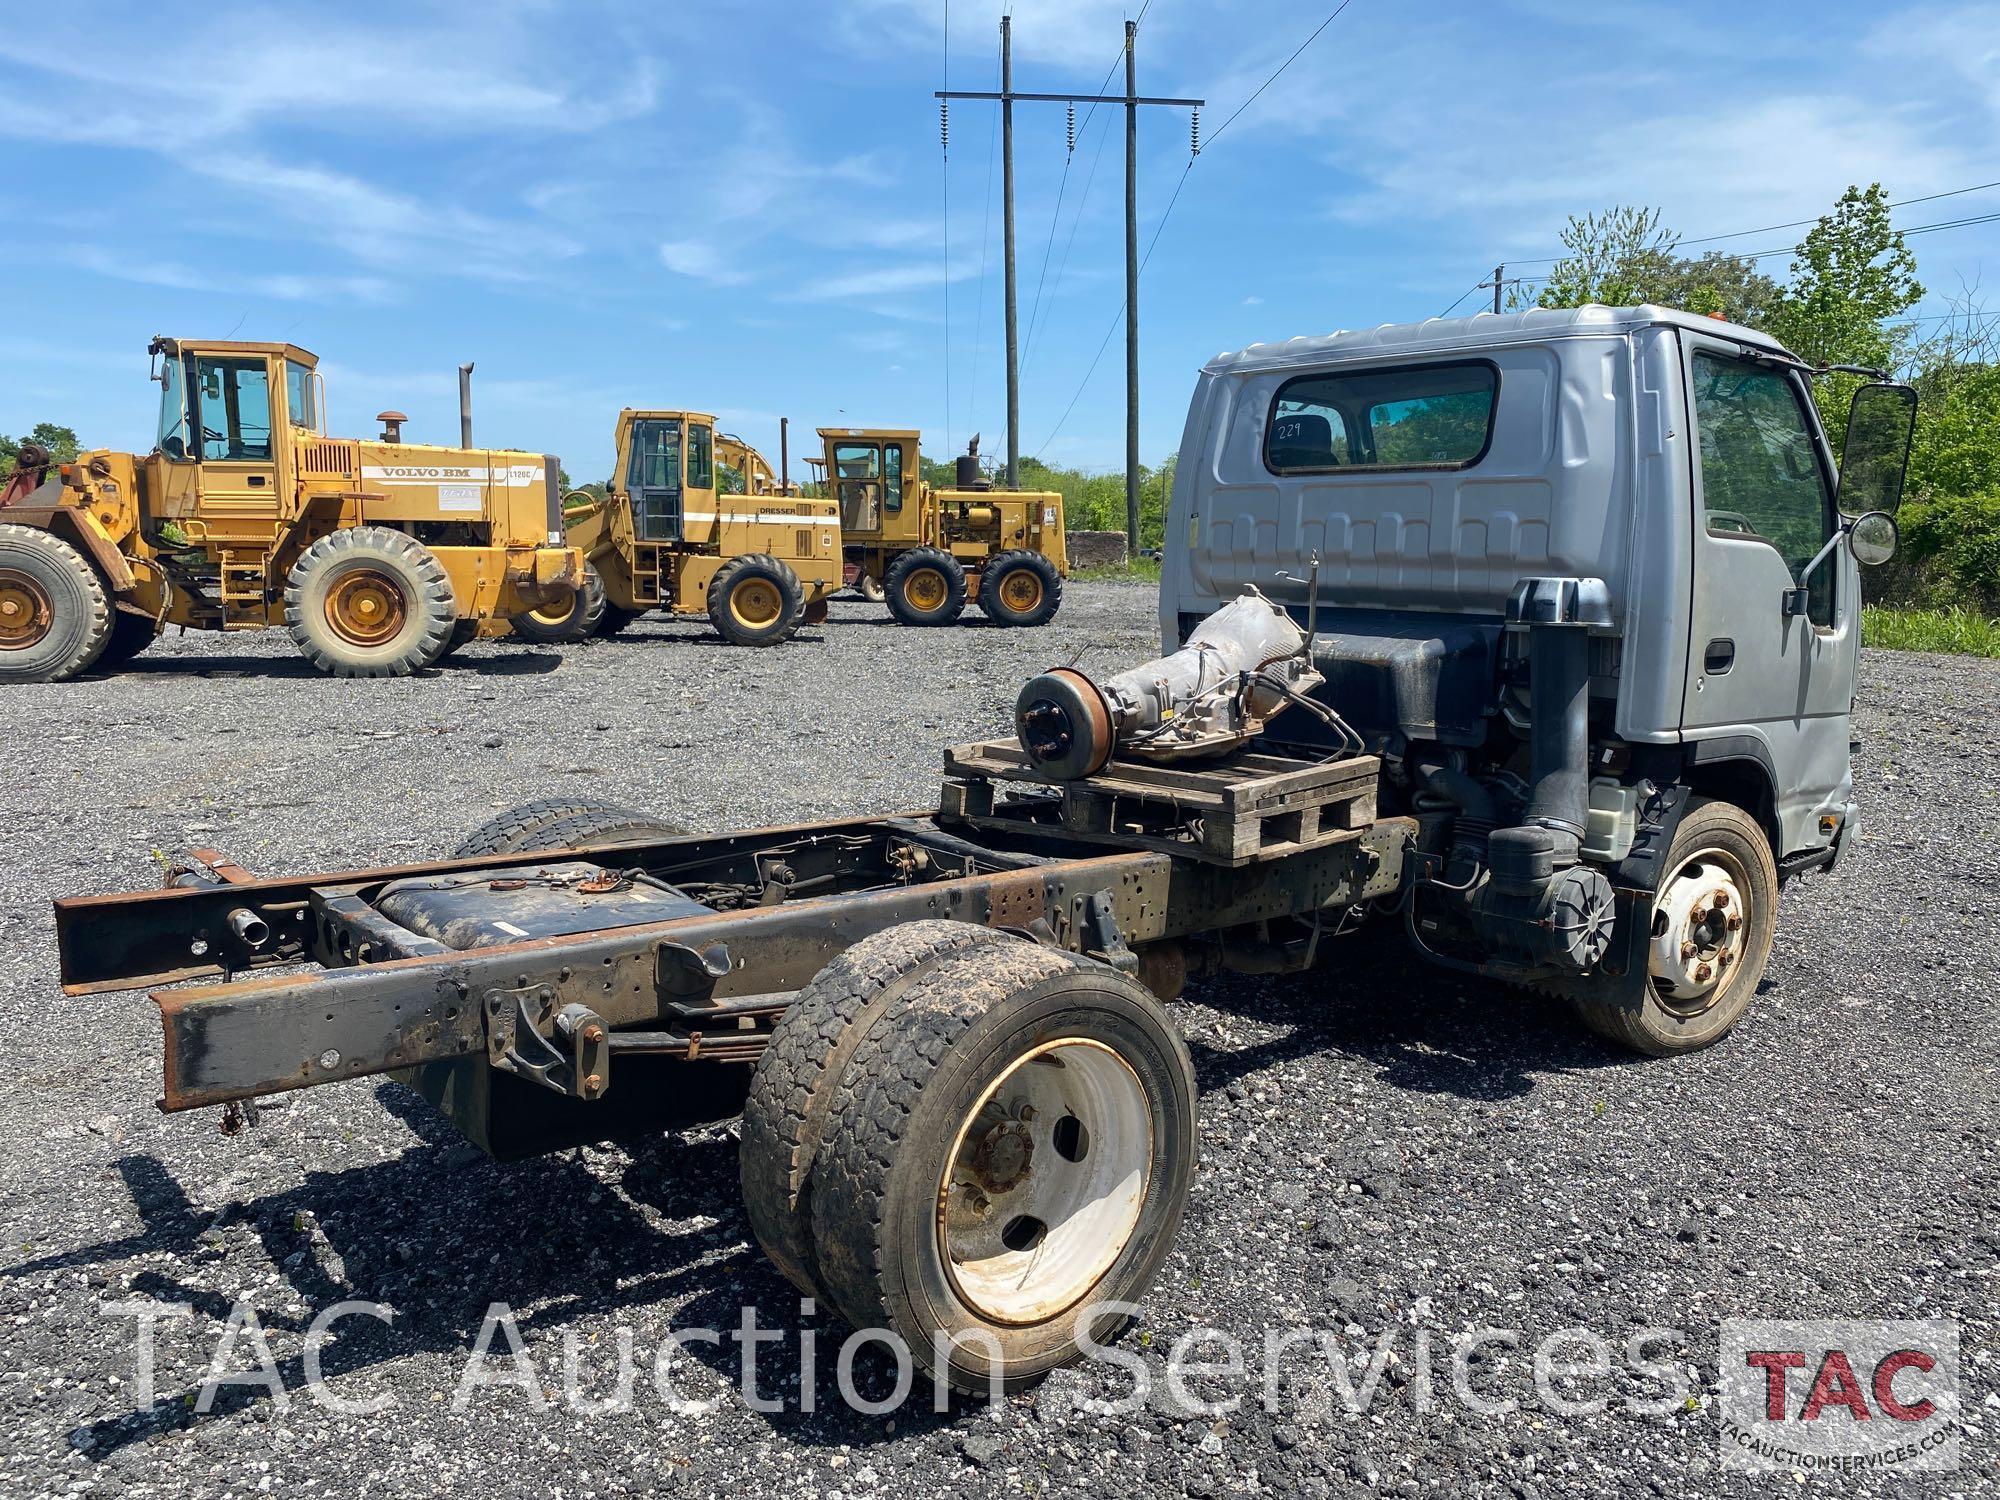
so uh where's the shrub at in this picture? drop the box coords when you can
[1867,491,2000,615]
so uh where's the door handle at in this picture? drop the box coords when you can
[1704,638,1735,674]
[247,474,266,487]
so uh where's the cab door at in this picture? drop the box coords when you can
[190,354,282,534]
[1678,332,1858,854]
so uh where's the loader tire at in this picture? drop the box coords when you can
[977,549,1063,627]
[512,562,607,645]
[453,797,685,858]
[741,921,1015,1299]
[884,546,965,626]
[0,522,112,683]
[284,526,456,677]
[809,942,1196,1394]
[707,554,803,647]
[1562,797,1778,1056]
[91,610,161,671]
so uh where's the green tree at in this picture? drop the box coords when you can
[1530,206,1779,325]
[1767,184,1923,371]
[0,421,81,477]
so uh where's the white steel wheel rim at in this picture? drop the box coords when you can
[1648,846,1749,1008]
[938,1037,1152,1326]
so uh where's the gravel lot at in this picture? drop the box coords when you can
[1,581,1993,1499]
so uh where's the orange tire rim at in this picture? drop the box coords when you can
[903,567,949,612]
[0,568,54,651]
[324,568,409,647]
[998,568,1044,614]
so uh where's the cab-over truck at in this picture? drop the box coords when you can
[53,307,1915,1395]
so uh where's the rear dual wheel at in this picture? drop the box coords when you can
[742,926,1196,1393]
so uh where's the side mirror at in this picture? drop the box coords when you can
[1849,509,1897,567]
[1834,382,1917,517]
[1783,510,1900,615]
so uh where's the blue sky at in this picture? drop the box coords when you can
[3,0,1997,480]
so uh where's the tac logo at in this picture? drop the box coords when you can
[1718,1319,1960,1473]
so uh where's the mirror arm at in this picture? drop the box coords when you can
[1784,522,1851,618]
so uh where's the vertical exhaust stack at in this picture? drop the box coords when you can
[458,362,474,449]
[779,417,790,493]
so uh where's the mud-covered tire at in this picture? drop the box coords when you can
[978,549,1063,627]
[809,943,1197,1394]
[707,554,803,647]
[741,921,1014,1299]
[0,522,112,683]
[884,546,966,627]
[90,610,161,671]
[284,526,456,677]
[1565,797,1778,1056]
[512,562,606,645]
[453,797,685,858]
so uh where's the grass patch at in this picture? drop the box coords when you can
[1071,557,1162,584]
[1862,605,2000,657]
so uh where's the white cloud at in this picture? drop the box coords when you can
[839,0,1148,70]
[70,247,393,304]
[795,260,978,301]
[659,240,753,287]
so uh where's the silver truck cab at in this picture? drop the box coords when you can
[1161,305,1914,1050]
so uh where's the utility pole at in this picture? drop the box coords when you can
[937,24,1200,508]
[1123,20,1140,551]
[1000,16,1018,490]
[1491,264,1504,314]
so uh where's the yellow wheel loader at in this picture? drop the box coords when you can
[0,338,581,682]
[524,410,839,649]
[814,429,1068,627]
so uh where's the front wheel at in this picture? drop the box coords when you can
[284,527,456,677]
[1567,796,1778,1055]
[707,554,803,647]
[808,942,1196,1394]
[0,523,112,683]
[884,546,966,627]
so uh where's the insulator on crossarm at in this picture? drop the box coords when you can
[940,99,949,155]
[1066,101,1075,154]
[1190,107,1201,158]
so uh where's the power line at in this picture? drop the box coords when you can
[1021,36,1126,377]
[942,0,951,454]
[1031,1,1360,457]
[965,39,1001,436]
[1203,0,1355,150]
[1501,179,2000,266]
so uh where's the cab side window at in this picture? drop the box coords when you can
[883,442,903,511]
[688,424,714,489]
[1691,352,1834,622]
[195,358,274,462]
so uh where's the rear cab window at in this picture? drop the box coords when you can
[1265,359,1499,473]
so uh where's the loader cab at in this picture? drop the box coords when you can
[613,409,717,545]
[148,337,318,523]
[817,428,920,541]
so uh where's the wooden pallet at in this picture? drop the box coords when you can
[939,738,1380,867]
